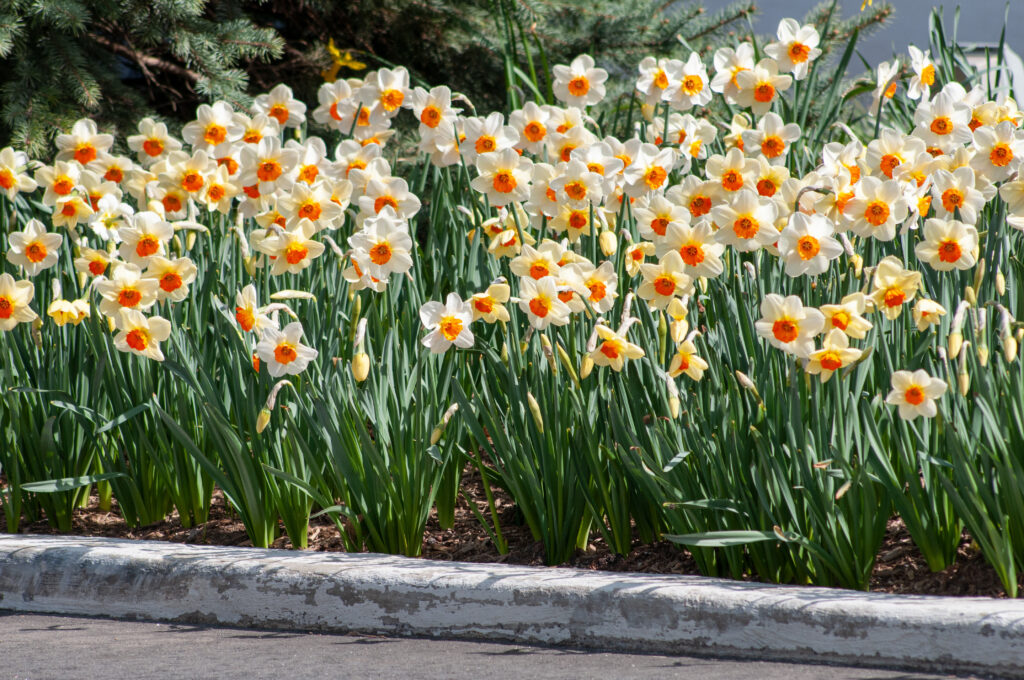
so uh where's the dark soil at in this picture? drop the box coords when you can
[1,466,1015,598]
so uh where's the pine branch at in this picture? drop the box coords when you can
[89,32,200,82]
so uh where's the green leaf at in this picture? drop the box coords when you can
[664,530,790,548]
[22,472,127,494]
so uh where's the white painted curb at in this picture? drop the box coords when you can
[0,535,1021,676]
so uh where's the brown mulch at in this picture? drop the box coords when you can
[1,466,1016,598]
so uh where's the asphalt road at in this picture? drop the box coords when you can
[0,613,977,680]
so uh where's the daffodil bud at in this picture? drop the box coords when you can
[243,255,257,277]
[735,370,761,402]
[599,230,617,256]
[964,285,977,306]
[526,392,544,434]
[107,315,117,333]
[996,268,1006,296]
[556,342,580,388]
[975,309,989,366]
[948,330,963,360]
[540,333,558,373]
[580,355,594,380]
[430,403,459,444]
[501,341,509,364]
[668,396,680,419]
[850,253,864,278]
[352,352,370,382]
[973,258,986,293]
[1004,335,1018,363]
[186,231,197,251]
[958,342,971,396]
[256,408,272,434]
[657,311,668,363]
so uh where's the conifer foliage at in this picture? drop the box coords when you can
[0,0,283,156]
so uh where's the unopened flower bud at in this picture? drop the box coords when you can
[580,355,594,380]
[668,396,680,419]
[1004,335,1018,363]
[186,231,197,251]
[973,258,986,292]
[964,285,977,306]
[540,333,558,373]
[352,352,370,382]
[526,392,544,433]
[599,230,617,256]
[996,268,1006,296]
[256,408,272,434]
[556,342,580,388]
[850,253,864,278]
[948,331,963,360]
[958,343,971,396]
[735,370,761,402]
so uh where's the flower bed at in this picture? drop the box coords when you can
[3,8,1024,596]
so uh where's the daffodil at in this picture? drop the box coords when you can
[589,324,644,371]
[47,297,90,327]
[6,219,62,276]
[95,262,160,319]
[118,211,174,267]
[764,19,821,81]
[470,282,512,323]
[255,321,319,377]
[735,58,792,115]
[144,256,198,303]
[755,293,824,358]
[664,52,712,110]
[913,299,947,332]
[253,83,307,129]
[637,251,693,309]
[868,256,922,320]
[420,293,475,353]
[552,54,608,108]
[668,338,709,380]
[846,176,908,242]
[658,221,724,279]
[0,147,37,199]
[820,293,874,339]
[915,218,978,271]
[55,118,113,166]
[712,188,778,252]
[470,148,533,206]
[777,212,842,277]
[519,275,571,329]
[805,329,862,382]
[886,369,947,420]
[907,46,936,101]
[348,209,414,279]
[0,273,38,331]
[114,309,171,362]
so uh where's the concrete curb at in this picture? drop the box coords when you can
[0,535,1022,677]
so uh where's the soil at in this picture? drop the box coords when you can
[1,466,1016,598]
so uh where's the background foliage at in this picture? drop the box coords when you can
[0,0,895,155]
